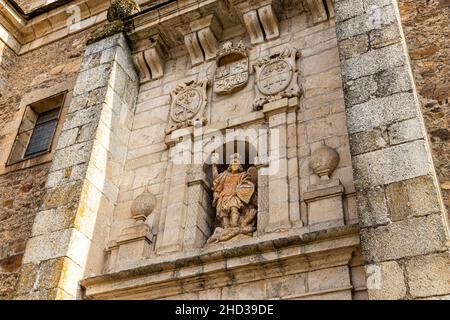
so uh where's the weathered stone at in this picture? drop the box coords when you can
[406,252,450,298]
[346,93,417,134]
[349,129,387,155]
[356,186,390,228]
[388,118,423,146]
[342,44,407,81]
[353,141,431,188]
[361,214,448,263]
[366,261,407,300]
[338,34,369,60]
[386,175,441,222]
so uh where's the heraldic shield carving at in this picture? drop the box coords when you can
[166,80,209,134]
[253,48,301,110]
[213,41,249,95]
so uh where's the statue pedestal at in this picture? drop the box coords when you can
[107,223,153,272]
[304,178,345,230]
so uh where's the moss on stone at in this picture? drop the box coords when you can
[86,20,125,46]
[107,0,140,22]
[87,0,139,45]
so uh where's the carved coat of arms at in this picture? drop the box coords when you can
[253,48,301,110]
[166,80,209,134]
[213,41,249,95]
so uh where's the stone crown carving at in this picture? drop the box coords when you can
[214,41,249,95]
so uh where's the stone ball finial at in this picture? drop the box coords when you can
[107,0,140,22]
[309,145,340,180]
[130,186,156,223]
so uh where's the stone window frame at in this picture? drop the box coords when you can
[0,81,74,175]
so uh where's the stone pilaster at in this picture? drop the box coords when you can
[15,33,139,299]
[156,130,194,254]
[332,0,450,299]
[262,97,302,232]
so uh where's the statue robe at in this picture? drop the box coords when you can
[212,170,254,219]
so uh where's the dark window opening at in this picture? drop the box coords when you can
[7,92,66,166]
[24,108,60,157]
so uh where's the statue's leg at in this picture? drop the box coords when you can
[222,213,230,228]
[241,207,257,227]
[230,207,240,227]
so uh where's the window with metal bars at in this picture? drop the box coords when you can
[24,108,60,157]
[7,92,66,166]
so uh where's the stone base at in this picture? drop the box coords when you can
[107,223,153,272]
[81,225,363,300]
[304,179,345,229]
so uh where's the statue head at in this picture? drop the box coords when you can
[228,153,243,173]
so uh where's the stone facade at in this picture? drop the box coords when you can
[0,0,448,300]
[398,0,450,222]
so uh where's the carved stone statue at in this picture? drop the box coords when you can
[207,153,258,244]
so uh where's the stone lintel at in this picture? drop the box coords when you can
[263,97,299,117]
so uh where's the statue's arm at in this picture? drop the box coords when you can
[211,153,220,180]
[212,163,219,180]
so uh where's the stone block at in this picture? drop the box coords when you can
[73,63,112,96]
[361,214,448,263]
[353,140,431,188]
[366,261,407,300]
[349,129,387,155]
[266,273,307,298]
[369,23,402,49]
[385,175,441,222]
[343,75,378,106]
[32,209,75,237]
[346,93,417,134]
[374,66,413,98]
[308,265,351,292]
[336,5,396,41]
[221,280,267,300]
[52,141,94,171]
[302,48,340,76]
[338,34,369,60]
[356,186,390,228]
[333,0,364,22]
[388,118,423,146]
[406,253,450,298]
[341,44,406,81]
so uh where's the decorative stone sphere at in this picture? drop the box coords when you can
[309,145,340,179]
[130,188,156,222]
[107,0,140,22]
